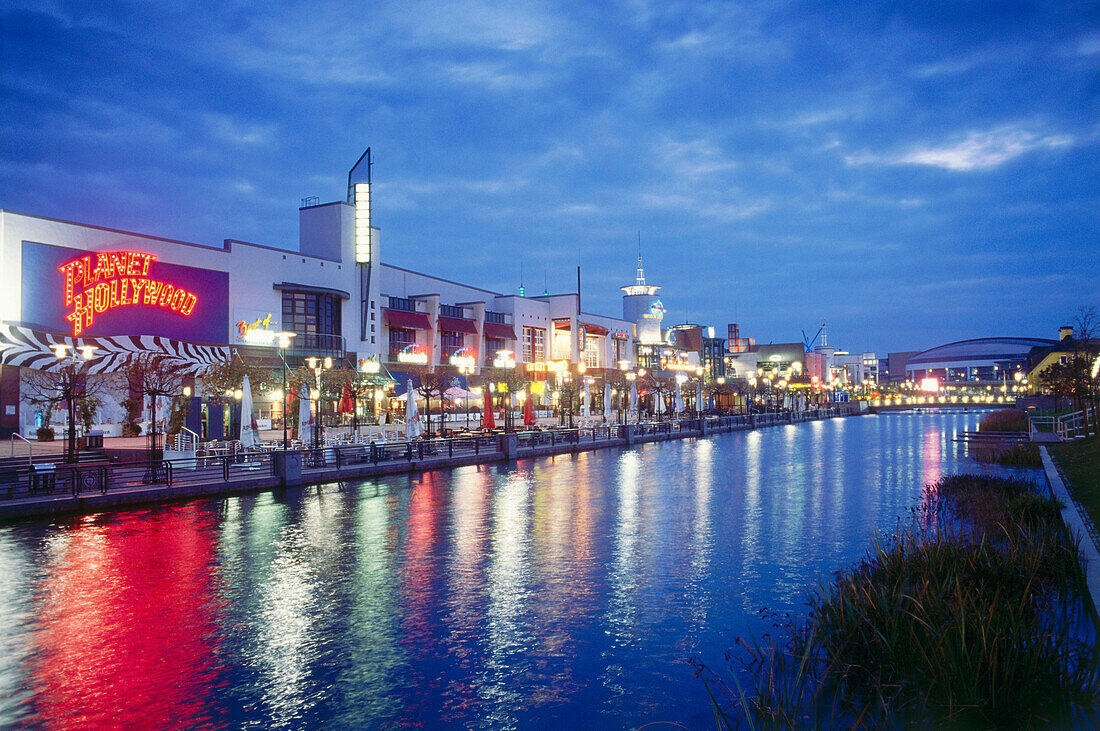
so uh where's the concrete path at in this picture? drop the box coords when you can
[1040,446,1100,625]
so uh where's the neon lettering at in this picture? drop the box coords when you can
[58,251,197,336]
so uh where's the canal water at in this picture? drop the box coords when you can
[0,411,1038,729]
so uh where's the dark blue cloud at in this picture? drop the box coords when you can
[2,0,1097,353]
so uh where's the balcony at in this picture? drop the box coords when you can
[285,333,346,360]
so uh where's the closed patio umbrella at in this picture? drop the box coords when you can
[674,379,684,414]
[523,393,536,426]
[629,380,638,416]
[405,379,424,439]
[338,381,355,414]
[603,381,612,420]
[298,384,313,444]
[482,388,496,429]
[240,374,257,448]
[581,379,590,417]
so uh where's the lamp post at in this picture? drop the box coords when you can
[52,343,97,464]
[276,331,295,449]
[305,356,332,449]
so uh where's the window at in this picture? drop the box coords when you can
[389,327,415,356]
[523,327,545,362]
[485,337,505,362]
[584,335,600,368]
[281,291,341,351]
[441,330,464,357]
[440,304,465,319]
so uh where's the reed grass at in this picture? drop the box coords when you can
[977,409,1029,433]
[701,474,1099,729]
[969,442,1043,468]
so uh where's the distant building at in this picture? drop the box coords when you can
[905,337,1056,386]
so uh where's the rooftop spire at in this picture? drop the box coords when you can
[636,231,646,285]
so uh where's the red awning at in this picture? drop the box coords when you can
[437,315,478,334]
[482,322,517,340]
[384,309,432,330]
[580,322,609,336]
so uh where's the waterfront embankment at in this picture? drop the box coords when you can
[0,406,857,521]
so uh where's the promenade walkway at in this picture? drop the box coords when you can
[0,408,855,521]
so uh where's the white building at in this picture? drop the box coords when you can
[0,162,634,436]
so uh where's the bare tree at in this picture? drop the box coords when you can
[319,362,387,433]
[414,372,448,436]
[484,366,530,431]
[23,363,115,463]
[124,354,192,458]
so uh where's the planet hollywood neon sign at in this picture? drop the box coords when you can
[59,251,198,336]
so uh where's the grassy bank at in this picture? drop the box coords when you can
[700,474,1099,729]
[1051,438,1100,532]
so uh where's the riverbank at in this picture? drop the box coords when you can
[706,471,1100,728]
[0,407,857,521]
[1051,439,1100,540]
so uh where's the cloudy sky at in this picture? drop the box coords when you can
[3,1,1097,353]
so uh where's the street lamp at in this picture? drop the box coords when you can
[276,331,295,449]
[305,356,332,449]
[52,343,97,464]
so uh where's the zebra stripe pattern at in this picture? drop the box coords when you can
[0,324,230,374]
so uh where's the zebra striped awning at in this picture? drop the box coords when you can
[0,324,230,374]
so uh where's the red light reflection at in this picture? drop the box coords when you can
[28,505,225,728]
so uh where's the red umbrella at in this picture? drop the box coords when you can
[338,381,355,414]
[482,388,495,429]
[522,394,536,426]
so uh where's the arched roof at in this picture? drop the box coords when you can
[907,337,1056,366]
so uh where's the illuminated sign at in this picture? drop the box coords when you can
[920,377,940,393]
[359,356,380,374]
[493,350,516,368]
[354,183,372,264]
[59,251,198,336]
[525,360,569,373]
[397,343,428,364]
[644,299,667,320]
[449,347,477,368]
[236,313,279,344]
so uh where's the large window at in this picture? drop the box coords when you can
[523,327,545,362]
[441,330,464,357]
[389,327,416,356]
[584,335,600,368]
[282,291,342,351]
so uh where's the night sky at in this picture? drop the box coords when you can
[3,1,1097,354]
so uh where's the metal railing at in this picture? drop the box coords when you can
[0,408,857,506]
[10,433,32,465]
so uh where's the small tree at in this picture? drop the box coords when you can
[415,372,448,436]
[23,361,115,462]
[558,378,581,427]
[124,354,192,459]
[319,362,387,433]
[484,366,530,432]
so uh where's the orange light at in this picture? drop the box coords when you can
[59,251,198,336]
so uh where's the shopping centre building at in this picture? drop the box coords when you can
[0,164,635,437]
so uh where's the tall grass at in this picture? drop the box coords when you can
[969,442,1043,468]
[978,408,1029,433]
[700,474,1100,729]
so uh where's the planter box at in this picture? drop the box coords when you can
[36,429,55,442]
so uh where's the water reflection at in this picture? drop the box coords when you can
[27,508,224,728]
[0,412,1036,729]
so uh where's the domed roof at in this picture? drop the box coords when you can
[907,337,1056,366]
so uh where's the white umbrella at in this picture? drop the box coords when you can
[405,379,424,440]
[581,379,590,417]
[240,374,257,448]
[629,380,638,415]
[695,380,703,414]
[603,381,613,418]
[674,380,684,414]
[298,383,313,444]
